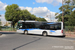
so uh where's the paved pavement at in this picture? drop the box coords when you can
[0,32,75,50]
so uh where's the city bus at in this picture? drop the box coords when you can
[16,20,65,36]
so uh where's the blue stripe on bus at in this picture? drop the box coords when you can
[47,22,55,24]
[50,30,55,32]
[19,29,55,33]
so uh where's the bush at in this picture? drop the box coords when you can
[65,26,74,32]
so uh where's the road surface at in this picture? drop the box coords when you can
[0,32,75,50]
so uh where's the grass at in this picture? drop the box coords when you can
[1,27,16,31]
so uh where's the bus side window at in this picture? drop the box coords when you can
[39,25,45,29]
[31,24,35,28]
[45,25,50,29]
[55,25,58,29]
[25,25,28,28]
[55,24,61,30]
[50,25,55,30]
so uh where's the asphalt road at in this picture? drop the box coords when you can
[0,32,75,50]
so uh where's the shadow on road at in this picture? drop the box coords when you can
[28,34,65,38]
[13,38,41,50]
[20,33,66,38]
[0,32,16,34]
[48,35,66,38]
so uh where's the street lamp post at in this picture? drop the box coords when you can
[47,12,51,22]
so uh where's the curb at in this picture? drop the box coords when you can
[66,36,75,38]
[0,33,2,36]
[65,34,75,38]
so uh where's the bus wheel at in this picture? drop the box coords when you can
[24,30,28,35]
[42,32,47,36]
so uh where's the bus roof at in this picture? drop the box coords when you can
[47,22,62,24]
[18,20,38,22]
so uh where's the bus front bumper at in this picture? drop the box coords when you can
[16,30,24,33]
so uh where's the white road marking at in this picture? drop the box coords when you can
[51,37,75,44]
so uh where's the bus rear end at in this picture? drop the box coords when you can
[47,22,65,36]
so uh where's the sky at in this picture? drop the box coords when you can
[0,0,63,22]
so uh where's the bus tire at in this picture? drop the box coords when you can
[24,30,28,35]
[42,31,47,36]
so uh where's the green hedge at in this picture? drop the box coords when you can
[65,26,75,32]
[0,26,2,30]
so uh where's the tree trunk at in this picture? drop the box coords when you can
[12,21,15,28]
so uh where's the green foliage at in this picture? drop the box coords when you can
[65,26,74,32]
[36,17,46,21]
[0,19,1,26]
[30,14,36,20]
[5,4,46,28]
[20,10,31,20]
[1,27,16,31]
[55,0,75,26]
[0,26,2,30]
[67,11,75,26]
[5,4,20,21]
[5,4,21,28]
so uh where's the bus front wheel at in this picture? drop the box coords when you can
[42,32,47,36]
[24,30,28,35]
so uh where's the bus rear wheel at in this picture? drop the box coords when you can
[42,32,47,36]
[24,30,28,35]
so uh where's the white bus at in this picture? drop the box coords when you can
[16,20,65,36]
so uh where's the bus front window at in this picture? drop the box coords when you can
[17,23,23,29]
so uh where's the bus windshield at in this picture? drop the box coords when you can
[17,22,23,29]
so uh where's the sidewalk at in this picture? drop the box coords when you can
[0,31,16,36]
[66,34,75,38]
[65,32,75,38]
[0,31,16,32]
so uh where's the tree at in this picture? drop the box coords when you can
[20,10,46,21]
[0,19,1,26]
[0,15,1,26]
[55,0,75,26]
[67,10,75,26]
[36,17,46,21]
[5,4,47,28]
[5,4,21,28]
[20,10,32,21]
[30,14,36,20]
